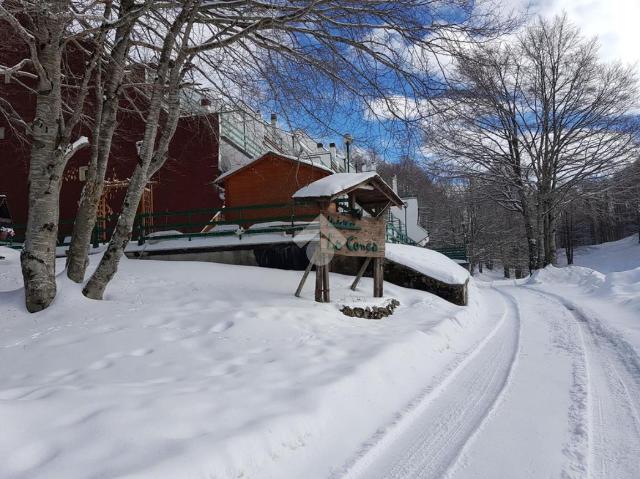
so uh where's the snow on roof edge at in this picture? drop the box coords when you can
[292,172,379,199]
[214,150,334,184]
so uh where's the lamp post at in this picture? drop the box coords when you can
[343,133,353,172]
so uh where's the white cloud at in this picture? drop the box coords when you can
[523,0,640,70]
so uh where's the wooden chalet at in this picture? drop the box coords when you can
[214,151,334,227]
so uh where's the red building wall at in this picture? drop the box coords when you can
[0,22,222,241]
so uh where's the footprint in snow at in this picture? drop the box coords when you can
[209,320,234,333]
[130,348,154,357]
[88,359,112,370]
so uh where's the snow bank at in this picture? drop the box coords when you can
[558,233,640,273]
[0,247,491,479]
[528,234,640,365]
[0,246,23,292]
[529,264,606,291]
[385,243,470,285]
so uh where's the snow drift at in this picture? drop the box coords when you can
[0,247,490,479]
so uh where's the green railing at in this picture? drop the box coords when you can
[1,203,457,257]
[432,245,467,261]
[385,213,417,246]
[0,217,114,250]
[220,113,264,159]
[133,202,320,245]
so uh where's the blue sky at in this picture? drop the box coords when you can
[288,0,640,164]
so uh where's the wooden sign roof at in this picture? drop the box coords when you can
[292,172,404,217]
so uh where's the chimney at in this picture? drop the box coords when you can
[270,113,277,127]
[200,98,211,107]
[329,142,337,169]
[392,175,398,194]
[316,142,324,151]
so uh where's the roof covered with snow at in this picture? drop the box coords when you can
[214,150,334,184]
[292,172,404,212]
[293,172,377,198]
[385,243,470,285]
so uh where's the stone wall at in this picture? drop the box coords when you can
[382,259,468,306]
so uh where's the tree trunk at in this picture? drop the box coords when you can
[563,210,574,265]
[536,207,545,268]
[544,207,558,266]
[21,34,64,312]
[637,196,640,243]
[67,0,138,283]
[503,264,510,278]
[82,165,147,299]
[520,193,538,273]
[66,97,118,282]
[514,265,523,279]
[66,177,106,282]
[83,13,191,299]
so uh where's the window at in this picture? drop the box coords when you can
[79,166,88,182]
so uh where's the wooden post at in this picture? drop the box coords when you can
[315,254,324,302]
[373,257,384,297]
[350,257,371,291]
[323,256,331,302]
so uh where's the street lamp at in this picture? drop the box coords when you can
[343,133,353,172]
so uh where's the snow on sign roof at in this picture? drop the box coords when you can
[293,172,377,198]
[293,171,403,207]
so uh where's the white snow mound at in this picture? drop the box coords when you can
[385,243,470,285]
[0,246,489,479]
[558,233,640,273]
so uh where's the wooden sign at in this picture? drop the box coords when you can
[319,212,385,258]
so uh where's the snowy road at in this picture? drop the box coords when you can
[341,285,640,479]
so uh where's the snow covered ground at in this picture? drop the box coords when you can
[344,235,640,479]
[0,246,494,479]
[557,233,640,273]
[2,234,639,478]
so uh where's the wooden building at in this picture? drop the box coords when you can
[0,18,349,244]
[214,151,333,227]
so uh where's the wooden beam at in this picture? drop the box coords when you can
[350,257,371,291]
[315,261,324,302]
[295,249,317,297]
[323,256,331,302]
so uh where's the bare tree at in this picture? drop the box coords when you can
[65,0,151,283]
[0,1,114,311]
[82,0,201,299]
[79,0,516,300]
[425,14,640,271]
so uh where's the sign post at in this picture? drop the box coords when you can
[313,210,387,301]
[291,172,405,303]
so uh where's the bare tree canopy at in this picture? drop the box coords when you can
[424,14,640,271]
[1,0,519,309]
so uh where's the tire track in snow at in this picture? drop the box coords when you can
[528,288,640,479]
[445,286,590,479]
[337,287,520,479]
